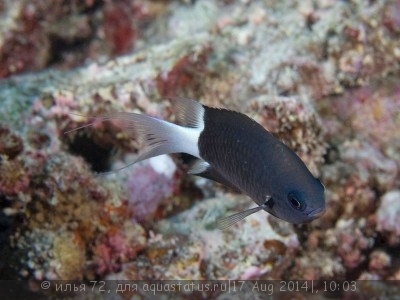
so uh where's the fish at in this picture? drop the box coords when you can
[66,97,325,229]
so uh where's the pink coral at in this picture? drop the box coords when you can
[92,223,146,276]
[103,1,137,56]
[92,234,135,276]
[125,156,179,222]
[383,1,400,33]
[334,220,373,269]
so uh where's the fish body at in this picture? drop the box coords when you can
[197,104,325,225]
[68,98,325,227]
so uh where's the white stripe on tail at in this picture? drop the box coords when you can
[65,98,205,167]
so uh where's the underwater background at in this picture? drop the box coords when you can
[0,0,399,299]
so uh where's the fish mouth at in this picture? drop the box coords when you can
[308,207,325,219]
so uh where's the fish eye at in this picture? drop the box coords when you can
[287,191,305,211]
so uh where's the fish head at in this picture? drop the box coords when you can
[265,178,325,224]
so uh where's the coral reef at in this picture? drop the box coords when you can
[5,149,147,281]
[105,194,299,281]
[0,0,400,299]
[0,0,161,77]
[0,125,24,159]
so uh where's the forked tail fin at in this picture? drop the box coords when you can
[65,98,206,168]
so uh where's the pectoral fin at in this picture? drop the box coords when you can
[189,160,240,192]
[216,204,268,230]
[216,196,272,230]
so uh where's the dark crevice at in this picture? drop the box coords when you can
[47,35,91,66]
[81,0,104,14]
[177,153,197,165]
[344,256,369,280]
[0,196,19,280]
[66,134,114,173]
[47,0,104,67]
[323,144,340,165]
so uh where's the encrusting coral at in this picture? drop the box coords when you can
[7,150,147,281]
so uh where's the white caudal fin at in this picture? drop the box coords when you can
[65,98,205,167]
